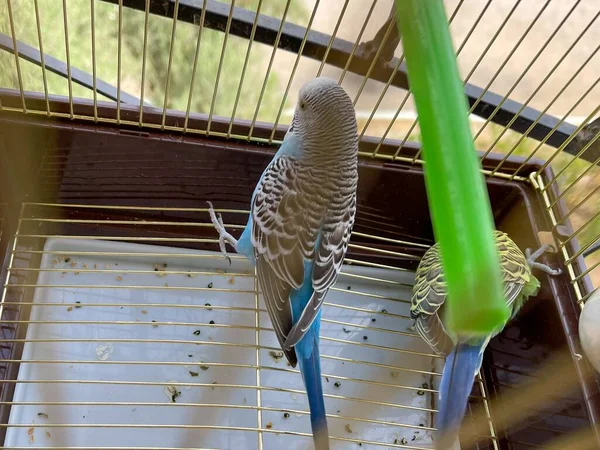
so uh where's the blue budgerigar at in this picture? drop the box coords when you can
[207,77,358,450]
[410,231,561,448]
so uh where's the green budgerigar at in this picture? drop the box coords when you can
[411,230,561,448]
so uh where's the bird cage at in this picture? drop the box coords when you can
[0,0,599,449]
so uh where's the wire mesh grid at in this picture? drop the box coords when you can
[0,0,599,448]
[0,202,499,449]
[0,0,598,300]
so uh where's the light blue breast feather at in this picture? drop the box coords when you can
[239,132,303,263]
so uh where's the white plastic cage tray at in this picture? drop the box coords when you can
[5,238,438,449]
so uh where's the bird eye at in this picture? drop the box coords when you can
[299,101,306,110]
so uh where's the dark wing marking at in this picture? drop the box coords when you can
[410,230,531,356]
[284,193,357,349]
[252,155,312,367]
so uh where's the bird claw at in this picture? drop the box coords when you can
[525,244,562,276]
[207,201,237,265]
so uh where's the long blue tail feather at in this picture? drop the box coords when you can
[291,263,329,450]
[297,335,329,450]
[436,341,486,449]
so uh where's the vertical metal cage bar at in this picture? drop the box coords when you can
[370,0,466,156]
[161,0,181,130]
[338,0,378,86]
[476,374,499,450]
[6,0,26,113]
[574,259,600,284]
[453,0,493,57]
[33,0,50,116]
[116,0,123,124]
[466,1,550,119]
[472,0,583,142]
[534,173,586,305]
[461,0,521,86]
[358,56,404,141]
[253,267,263,450]
[547,133,600,201]
[268,0,321,144]
[183,0,207,133]
[536,105,600,183]
[511,78,600,179]
[90,0,98,121]
[371,90,411,157]
[546,130,600,187]
[207,0,236,135]
[352,17,397,107]
[566,229,600,265]
[227,0,264,139]
[61,0,73,119]
[138,0,150,127]
[404,0,550,164]
[490,42,600,177]
[482,7,597,168]
[0,203,24,319]
[316,0,349,78]
[554,181,600,225]
[247,0,292,140]
[563,208,600,250]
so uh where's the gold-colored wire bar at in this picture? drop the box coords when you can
[484,5,597,166]
[0,426,435,450]
[6,0,26,113]
[207,0,236,135]
[358,55,404,141]
[461,0,520,86]
[511,78,600,179]
[227,0,264,139]
[316,0,349,78]
[473,0,584,144]
[138,0,150,127]
[573,258,600,284]
[0,333,438,360]
[0,203,24,320]
[116,0,123,123]
[89,0,98,121]
[534,173,585,304]
[33,0,50,116]
[534,105,600,182]
[565,230,600,266]
[253,265,263,450]
[247,0,292,140]
[61,0,73,118]
[491,41,600,177]
[337,0,378,85]
[352,17,398,107]
[560,206,600,248]
[268,0,321,144]
[386,0,513,162]
[545,132,600,197]
[553,179,600,223]
[463,0,551,123]
[161,0,181,130]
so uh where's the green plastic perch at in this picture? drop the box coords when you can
[394,0,510,336]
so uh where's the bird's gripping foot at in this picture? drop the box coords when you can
[525,244,562,276]
[207,201,238,265]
